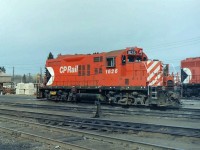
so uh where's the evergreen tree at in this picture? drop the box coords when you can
[0,66,6,73]
[22,74,27,83]
[44,52,54,85]
[47,52,54,60]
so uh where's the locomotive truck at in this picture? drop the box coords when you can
[37,47,180,107]
[181,57,200,98]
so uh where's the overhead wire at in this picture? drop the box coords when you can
[145,36,200,49]
[1,35,200,74]
[143,35,200,64]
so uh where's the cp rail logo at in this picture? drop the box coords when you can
[60,65,78,74]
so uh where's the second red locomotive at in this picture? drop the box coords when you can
[38,47,180,107]
[181,57,200,97]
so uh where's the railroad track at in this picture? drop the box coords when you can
[0,116,178,150]
[181,97,200,100]
[0,108,199,139]
[1,101,200,119]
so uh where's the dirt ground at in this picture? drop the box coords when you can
[0,95,200,150]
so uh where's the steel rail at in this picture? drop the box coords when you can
[1,101,200,119]
[0,126,91,150]
[0,116,181,150]
[0,108,199,138]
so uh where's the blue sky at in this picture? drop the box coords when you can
[0,0,199,75]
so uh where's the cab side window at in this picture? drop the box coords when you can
[122,55,126,64]
[107,57,115,67]
[128,55,134,62]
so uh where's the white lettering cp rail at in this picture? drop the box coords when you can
[60,65,78,74]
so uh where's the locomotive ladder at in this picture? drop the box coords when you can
[151,86,158,99]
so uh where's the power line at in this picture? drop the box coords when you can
[147,40,200,50]
[137,35,200,52]
[146,36,200,48]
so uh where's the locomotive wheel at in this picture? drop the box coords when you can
[118,98,133,105]
[127,99,132,105]
[134,97,144,105]
[118,98,126,105]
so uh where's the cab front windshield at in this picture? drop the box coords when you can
[127,55,142,62]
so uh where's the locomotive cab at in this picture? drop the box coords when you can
[121,47,148,65]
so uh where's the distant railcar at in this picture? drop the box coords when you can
[181,57,200,97]
[37,47,180,107]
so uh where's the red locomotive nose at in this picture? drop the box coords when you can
[181,57,200,97]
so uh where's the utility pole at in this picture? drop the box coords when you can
[12,67,15,88]
[40,67,43,84]
[28,73,30,83]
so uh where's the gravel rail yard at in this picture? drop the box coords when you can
[0,108,199,138]
[0,116,179,150]
[1,101,200,120]
[0,95,200,149]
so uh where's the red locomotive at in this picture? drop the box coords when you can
[181,57,200,97]
[37,47,180,107]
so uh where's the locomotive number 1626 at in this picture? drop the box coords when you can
[106,69,118,74]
